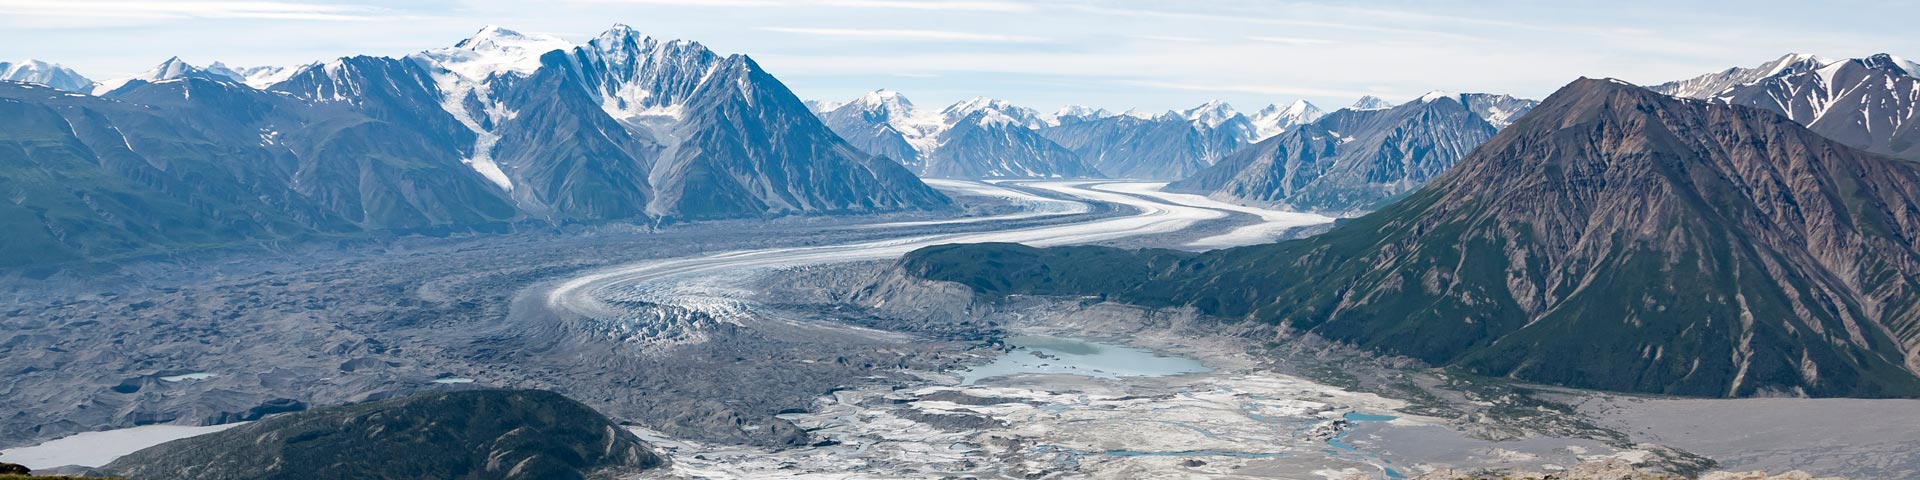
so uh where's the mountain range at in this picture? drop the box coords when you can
[1036,101,1263,179]
[818,92,1331,180]
[1655,53,1920,161]
[903,78,1920,398]
[0,25,949,267]
[816,90,1102,178]
[1167,92,1536,215]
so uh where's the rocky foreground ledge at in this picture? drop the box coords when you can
[99,389,663,480]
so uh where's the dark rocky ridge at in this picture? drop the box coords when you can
[102,389,662,480]
[903,78,1920,398]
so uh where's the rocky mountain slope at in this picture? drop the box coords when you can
[1037,101,1259,179]
[102,390,662,480]
[0,25,948,267]
[818,90,1101,178]
[1167,92,1511,215]
[1655,53,1920,161]
[903,78,1920,398]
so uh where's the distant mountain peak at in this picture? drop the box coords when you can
[1249,99,1323,139]
[603,22,640,38]
[426,24,573,81]
[1052,104,1113,120]
[1264,99,1318,116]
[1861,53,1920,77]
[456,25,537,48]
[1349,95,1394,110]
[1180,100,1240,128]
[943,96,1047,128]
[92,56,238,94]
[150,56,197,78]
[1415,90,1456,103]
[0,58,93,92]
[1119,107,1161,120]
[853,89,914,110]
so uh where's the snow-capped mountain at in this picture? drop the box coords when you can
[91,57,244,95]
[1051,105,1114,125]
[205,62,299,89]
[1456,93,1539,128]
[1179,100,1241,129]
[1348,95,1395,110]
[403,24,946,219]
[1168,91,1509,214]
[816,89,944,170]
[0,24,950,265]
[0,59,92,92]
[1656,53,1920,161]
[1650,53,1833,99]
[1249,100,1323,139]
[818,90,1102,179]
[941,96,1053,129]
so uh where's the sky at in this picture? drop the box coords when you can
[2,0,1916,113]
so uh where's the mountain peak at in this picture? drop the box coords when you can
[1181,100,1240,128]
[421,24,573,81]
[458,25,527,47]
[1053,104,1112,119]
[1861,53,1919,77]
[1349,95,1394,110]
[1415,90,1457,103]
[1553,77,1654,103]
[850,89,914,113]
[593,23,647,47]
[943,96,1047,127]
[1267,99,1318,115]
[0,58,93,92]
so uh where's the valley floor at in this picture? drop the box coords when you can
[0,181,1911,478]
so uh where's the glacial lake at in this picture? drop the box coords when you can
[959,335,1212,385]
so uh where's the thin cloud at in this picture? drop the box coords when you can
[757,27,1046,43]
[0,0,386,21]
[1135,35,1206,43]
[571,0,1032,12]
[1246,36,1337,46]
